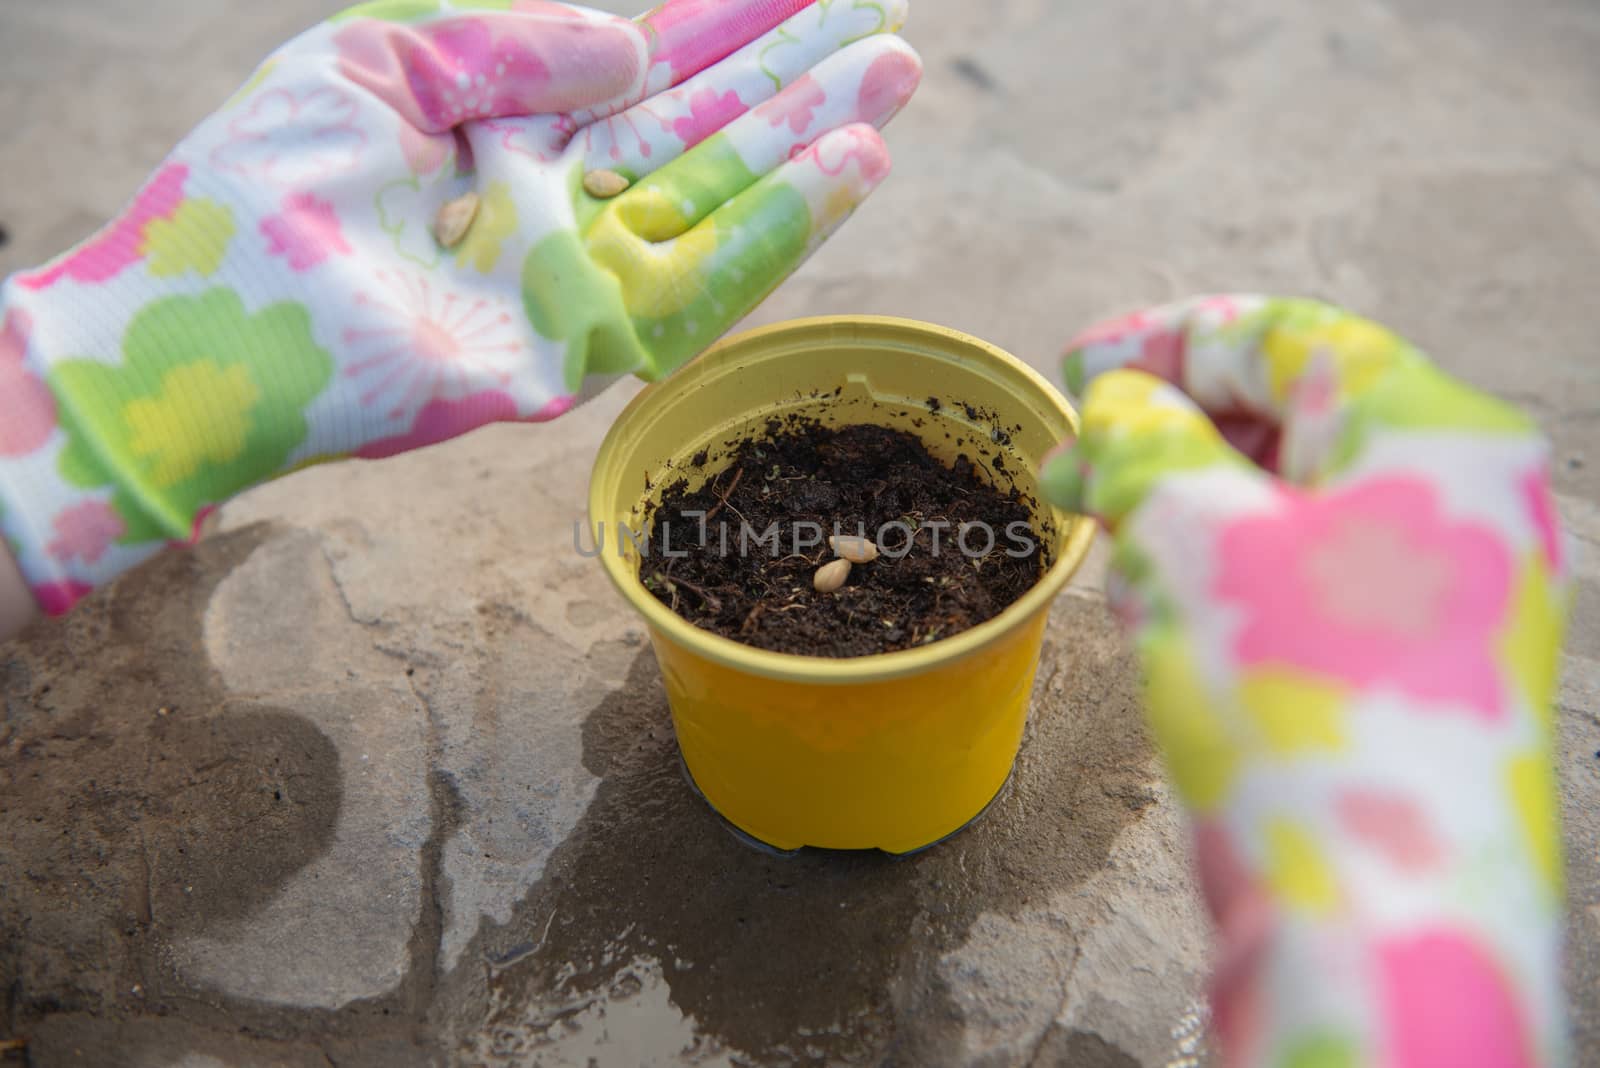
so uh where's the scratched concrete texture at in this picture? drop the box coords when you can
[2,0,1598,1065]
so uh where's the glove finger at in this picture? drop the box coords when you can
[637,0,823,91]
[580,0,910,179]
[1061,295,1428,483]
[330,7,645,131]
[1040,369,1264,531]
[597,122,892,380]
[594,36,919,243]
[1063,295,1422,414]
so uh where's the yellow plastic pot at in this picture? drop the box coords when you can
[590,316,1095,854]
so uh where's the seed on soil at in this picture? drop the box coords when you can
[813,558,853,593]
[432,192,480,248]
[829,535,880,563]
[583,169,631,199]
[642,422,1044,658]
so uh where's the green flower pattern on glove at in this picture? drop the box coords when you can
[52,290,332,543]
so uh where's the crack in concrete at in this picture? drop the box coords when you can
[131,708,159,1010]
[319,542,375,630]
[1041,653,1065,698]
[392,763,463,1060]
[137,734,156,928]
[1023,930,1084,1068]
[396,668,462,1059]
[485,910,557,974]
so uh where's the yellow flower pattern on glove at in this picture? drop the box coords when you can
[142,198,236,278]
[125,362,262,488]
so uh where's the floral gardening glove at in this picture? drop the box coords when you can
[1041,296,1571,1068]
[0,0,920,614]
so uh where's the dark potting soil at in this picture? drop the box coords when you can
[640,422,1047,658]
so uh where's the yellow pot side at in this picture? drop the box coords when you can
[590,317,1096,853]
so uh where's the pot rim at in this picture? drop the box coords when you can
[589,315,1097,685]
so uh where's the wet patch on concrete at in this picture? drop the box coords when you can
[468,595,1162,1064]
[0,524,441,1066]
[141,704,343,934]
[1,524,295,1018]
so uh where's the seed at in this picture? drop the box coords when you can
[583,169,631,199]
[813,558,852,593]
[829,535,880,563]
[432,192,480,248]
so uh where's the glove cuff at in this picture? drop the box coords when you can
[0,260,324,612]
[0,287,149,613]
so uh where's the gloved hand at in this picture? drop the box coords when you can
[1041,296,1571,1068]
[0,0,920,614]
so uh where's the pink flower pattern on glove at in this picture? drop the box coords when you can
[1380,931,1535,1068]
[47,502,126,566]
[0,309,57,457]
[261,193,352,271]
[213,88,367,187]
[671,87,747,149]
[1217,476,1515,720]
[355,390,572,459]
[763,72,825,135]
[17,165,188,291]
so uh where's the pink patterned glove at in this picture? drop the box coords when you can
[0,0,919,614]
[1042,296,1572,1068]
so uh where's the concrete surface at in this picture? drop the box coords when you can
[2,0,1598,1065]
